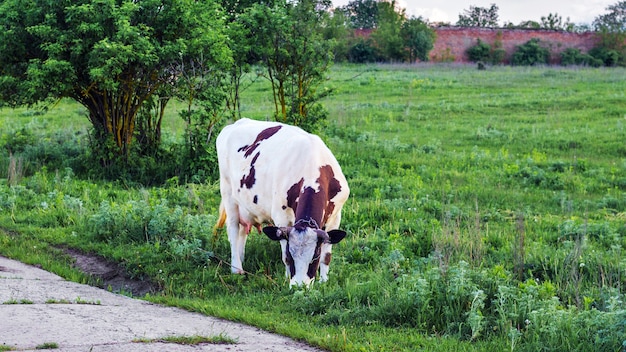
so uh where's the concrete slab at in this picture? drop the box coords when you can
[0,256,322,352]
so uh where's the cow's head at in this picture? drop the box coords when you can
[263,224,346,287]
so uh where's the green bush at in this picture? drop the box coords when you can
[512,39,550,66]
[347,38,378,63]
[88,198,215,245]
[589,47,621,67]
[467,39,492,63]
[560,48,603,67]
[466,39,507,65]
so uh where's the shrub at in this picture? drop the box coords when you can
[467,39,492,63]
[512,39,550,66]
[467,39,506,65]
[347,38,378,63]
[560,48,603,67]
[589,46,621,66]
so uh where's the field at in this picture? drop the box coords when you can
[1,64,626,351]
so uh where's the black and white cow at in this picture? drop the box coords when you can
[215,118,350,287]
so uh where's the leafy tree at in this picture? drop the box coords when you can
[457,4,499,27]
[401,17,436,62]
[594,0,626,31]
[220,0,282,120]
[540,13,575,31]
[0,0,231,160]
[370,0,406,61]
[323,7,352,62]
[593,1,626,65]
[342,0,379,29]
[174,52,230,182]
[243,0,334,132]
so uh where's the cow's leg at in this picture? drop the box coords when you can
[226,215,246,274]
[237,225,249,268]
[319,242,333,282]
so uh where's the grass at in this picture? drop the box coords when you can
[133,334,236,345]
[1,64,625,351]
[34,342,58,350]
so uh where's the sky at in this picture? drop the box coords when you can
[331,0,617,26]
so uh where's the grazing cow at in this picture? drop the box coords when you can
[215,118,350,287]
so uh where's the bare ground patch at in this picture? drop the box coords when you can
[62,247,158,296]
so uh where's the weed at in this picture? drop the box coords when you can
[34,342,58,350]
[134,334,236,345]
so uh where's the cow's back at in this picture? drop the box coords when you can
[216,118,348,228]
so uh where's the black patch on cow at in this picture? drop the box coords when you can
[285,243,295,277]
[307,240,324,279]
[237,125,282,157]
[237,127,280,189]
[253,195,258,204]
[240,152,260,189]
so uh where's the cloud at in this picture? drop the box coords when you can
[416,7,453,23]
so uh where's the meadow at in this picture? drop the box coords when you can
[1,64,626,351]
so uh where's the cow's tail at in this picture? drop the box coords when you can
[213,201,227,238]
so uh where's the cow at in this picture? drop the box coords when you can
[215,118,350,287]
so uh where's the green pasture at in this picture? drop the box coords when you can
[1,64,626,351]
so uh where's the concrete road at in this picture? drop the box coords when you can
[0,256,322,351]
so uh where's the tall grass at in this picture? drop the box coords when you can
[1,65,626,351]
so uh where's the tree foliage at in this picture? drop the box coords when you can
[241,0,334,132]
[370,0,406,61]
[594,0,626,32]
[593,1,626,66]
[401,17,436,62]
[337,0,435,63]
[540,13,575,31]
[466,36,505,65]
[0,0,231,159]
[512,39,550,66]
[457,4,499,28]
[342,0,379,29]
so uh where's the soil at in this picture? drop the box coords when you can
[62,247,158,296]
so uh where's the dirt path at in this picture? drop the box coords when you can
[0,255,323,351]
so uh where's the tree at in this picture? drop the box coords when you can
[370,0,406,61]
[593,1,626,65]
[323,7,352,62]
[0,0,231,160]
[457,4,499,27]
[540,13,575,31]
[243,0,334,131]
[594,1,626,32]
[342,0,379,29]
[401,17,436,62]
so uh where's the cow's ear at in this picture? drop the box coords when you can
[327,229,347,244]
[263,226,286,241]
